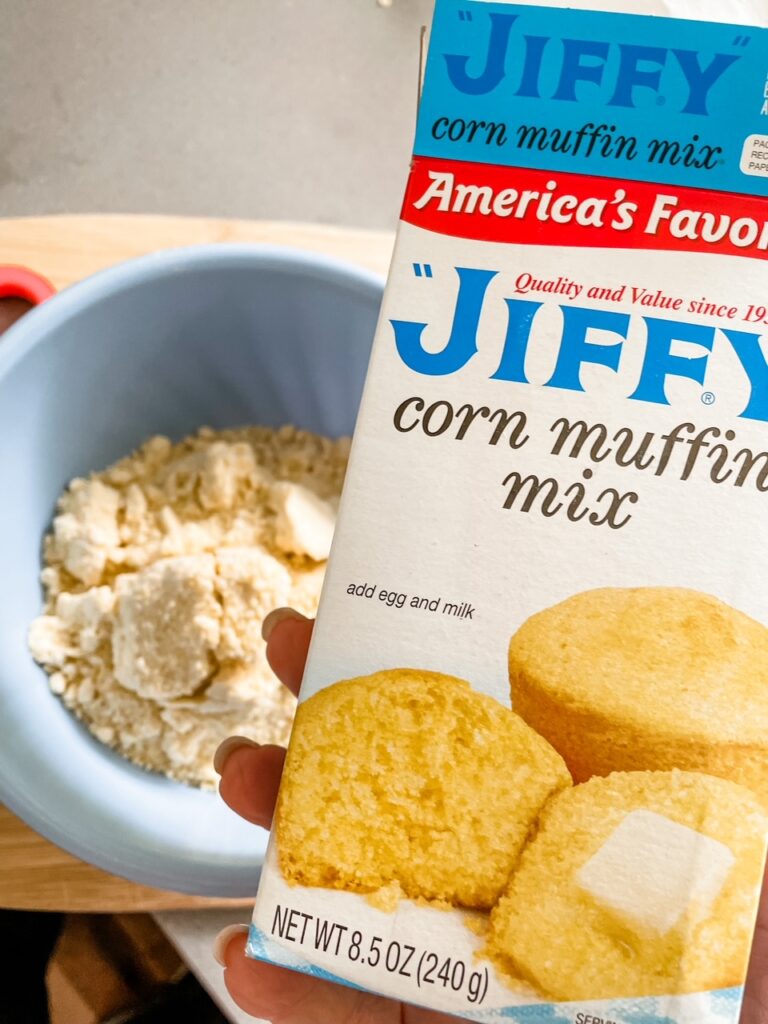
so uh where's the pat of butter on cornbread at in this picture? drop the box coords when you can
[576,810,735,938]
[487,770,767,1000]
[275,668,571,910]
[509,587,768,802]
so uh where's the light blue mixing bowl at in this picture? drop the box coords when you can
[0,244,383,896]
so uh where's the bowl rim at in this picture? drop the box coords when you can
[0,242,386,381]
[0,242,385,895]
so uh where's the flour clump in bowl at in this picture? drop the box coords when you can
[28,425,348,786]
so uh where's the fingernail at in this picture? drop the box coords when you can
[261,606,307,643]
[213,735,260,775]
[213,923,250,967]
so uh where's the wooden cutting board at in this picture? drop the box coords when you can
[0,214,394,912]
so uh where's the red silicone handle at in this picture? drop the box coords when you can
[0,265,56,305]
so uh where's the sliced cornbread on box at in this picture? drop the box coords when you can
[275,669,571,910]
[509,588,768,801]
[487,770,768,1000]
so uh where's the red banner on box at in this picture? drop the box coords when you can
[401,156,768,261]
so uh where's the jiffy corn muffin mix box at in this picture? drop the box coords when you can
[248,1,768,1020]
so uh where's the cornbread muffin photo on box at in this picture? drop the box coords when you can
[509,587,768,800]
[487,770,768,1001]
[275,668,571,910]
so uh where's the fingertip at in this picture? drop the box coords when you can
[266,616,314,696]
[218,743,287,829]
[213,735,260,776]
[213,924,249,968]
[262,606,308,643]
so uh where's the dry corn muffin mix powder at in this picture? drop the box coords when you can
[234,1,768,1020]
[29,426,348,787]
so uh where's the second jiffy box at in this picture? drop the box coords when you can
[249,1,768,1020]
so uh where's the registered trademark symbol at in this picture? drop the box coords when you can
[701,392,716,405]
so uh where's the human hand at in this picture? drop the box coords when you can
[743,873,768,1024]
[214,609,768,1024]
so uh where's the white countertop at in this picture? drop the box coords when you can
[0,0,433,230]
[156,908,262,1024]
